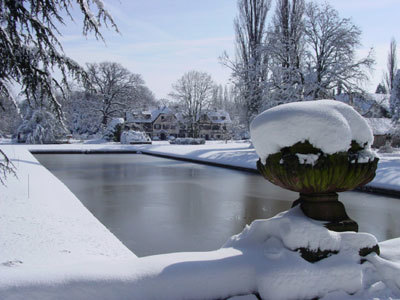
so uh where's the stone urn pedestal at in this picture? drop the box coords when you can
[250,100,382,262]
[257,141,379,233]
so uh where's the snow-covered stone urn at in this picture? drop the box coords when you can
[250,100,379,233]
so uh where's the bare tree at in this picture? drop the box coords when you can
[86,62,149,125]
[170,71,216,137]
[221,0,271,126]
[268,0,305,105]
[385,38,398,92]
[303,2,374,99]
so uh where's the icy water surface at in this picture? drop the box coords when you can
[35,154,400,257]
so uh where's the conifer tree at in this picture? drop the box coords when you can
[390,70,400,123]
[0,0,117,183]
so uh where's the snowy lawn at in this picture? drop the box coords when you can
[1,142,400,299]
[369,152,400,192]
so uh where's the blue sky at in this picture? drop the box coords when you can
[59,0,399,99]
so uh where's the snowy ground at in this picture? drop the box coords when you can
[1,141,400,299]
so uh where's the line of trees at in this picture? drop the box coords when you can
[222,0,375,126]
[13,62,157,142]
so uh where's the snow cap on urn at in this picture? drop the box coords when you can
[250,100,374,163]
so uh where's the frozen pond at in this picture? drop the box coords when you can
[35,154,400,257]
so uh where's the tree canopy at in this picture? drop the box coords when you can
[0,0,117,183]
[0,0,117,120]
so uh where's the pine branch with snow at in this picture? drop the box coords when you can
[0,149,15,185]
[0,0,117,183]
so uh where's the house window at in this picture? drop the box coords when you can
[163,124,170,130]
[212,125,220,130]
[154,124,161,130]
[171,125,176,130]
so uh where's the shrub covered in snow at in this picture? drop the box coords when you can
[103,118,124,142]
[250,100,374,163]
[120,130,151,144]
[17,108,65,144]
[169,138,206,145]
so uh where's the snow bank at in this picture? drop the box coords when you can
[223,207,390,300]
[366,152,400,192]
[250,100,374,162]
[0,145,135,287]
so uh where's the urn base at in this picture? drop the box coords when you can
[293,193,358,232]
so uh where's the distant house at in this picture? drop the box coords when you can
[126,106,179,140]
[336,93,390,118]
[198,109,232,140]
[126,107,232,140]
[365,118,393,148]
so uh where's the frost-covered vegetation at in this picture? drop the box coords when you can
[120,130,151,144]
[221,0,375,125]
[17,108,65,144]
[170,137,206,145]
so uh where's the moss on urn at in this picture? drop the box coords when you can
[257,140,379,232]
[257,140,378,194]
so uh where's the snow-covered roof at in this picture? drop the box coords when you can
[158,109,232,124]
[126,106,175,124]
[250,100,374,162]
[205,110,232,124]
[335,93,390,115]
[365,118,394,135]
